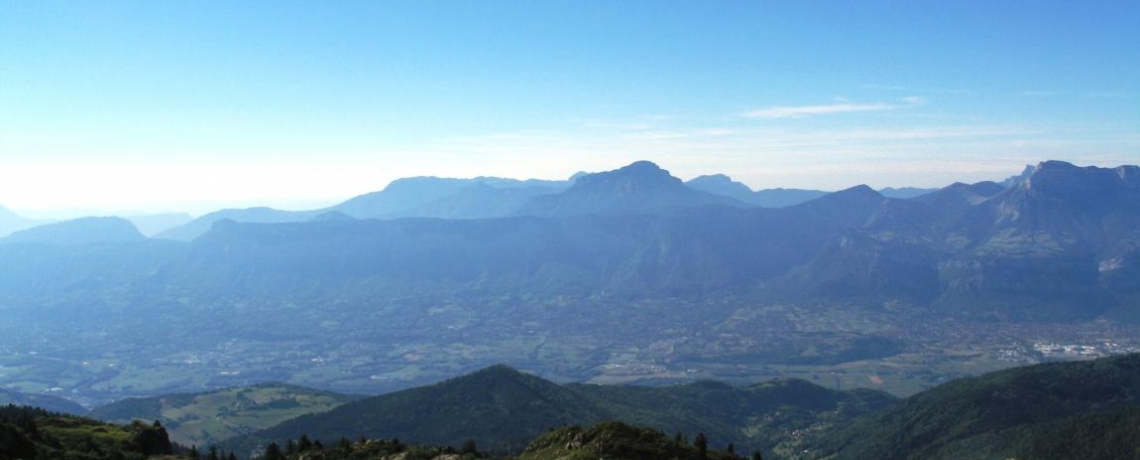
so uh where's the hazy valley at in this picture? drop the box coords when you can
[2,159,1139,460]
[5,2,1137,458]
[1,160,1138,413]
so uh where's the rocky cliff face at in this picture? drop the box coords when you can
[765,161,1140,320]
[935,162,1140,319]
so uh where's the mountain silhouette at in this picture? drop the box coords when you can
[519,161,746,217]
[1,216,145,246]
[0,204,45,238]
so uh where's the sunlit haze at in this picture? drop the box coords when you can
[2,1,1137,217]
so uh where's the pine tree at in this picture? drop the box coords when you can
[694,433,708,460]
[264,443,284,460]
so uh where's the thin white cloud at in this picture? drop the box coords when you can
[741,97,925,119]
[741,103,895,119]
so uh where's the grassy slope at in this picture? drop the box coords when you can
[89,383,356,447]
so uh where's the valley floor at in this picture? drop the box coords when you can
[2,298,1138,407]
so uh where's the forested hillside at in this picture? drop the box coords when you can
[809,353,1140,460]
[223,365,892,456]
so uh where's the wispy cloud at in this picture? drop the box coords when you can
[741,103,895,119]
[741,97,924,119]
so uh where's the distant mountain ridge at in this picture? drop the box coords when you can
[332,175,572,220]
[761,160,1140,320]
[0,216,145,246]
[0,162,1039,243]
[0,388,87,415]
[155,207,319,241]
[0,209,188,239]
[156,175,575,241]
[518,161,747,217]
[159,161,753,242]
[685,174,935,207]
[155,161,947,242]
[9,160,1135,321]
[0,205,47,238]
[166,182,894,300]
[124,213,193,237]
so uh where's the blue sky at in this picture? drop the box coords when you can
[1,1,1137,216]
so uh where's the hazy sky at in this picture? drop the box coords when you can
[2,1,1138,217]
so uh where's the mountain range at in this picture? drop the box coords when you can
[145,162,942,242]
[3,161,1036,244]
[138,160,1139,320]
[0,159,1137,407]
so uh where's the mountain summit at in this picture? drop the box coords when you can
[519,161,744,216]
[685,174,757,203]
[231,365,606,453]
[977,160,1140,242]
[577,160,683,190]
